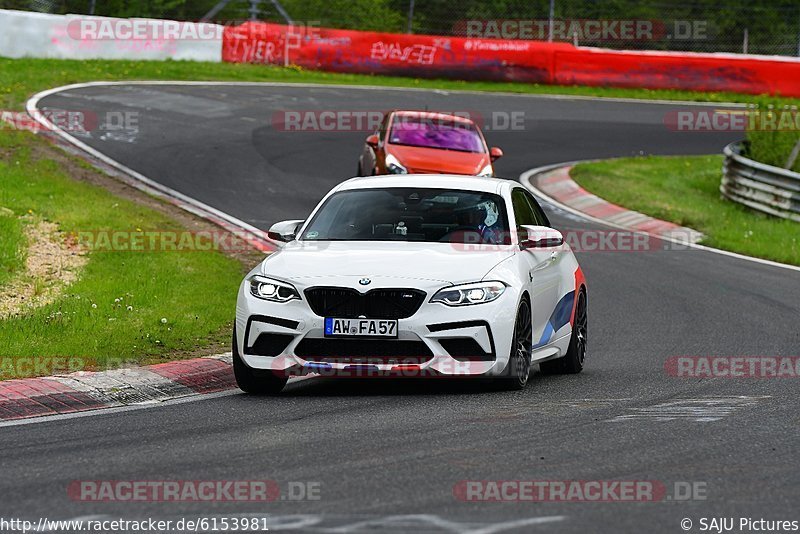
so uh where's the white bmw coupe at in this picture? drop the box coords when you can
[234,174,587,393]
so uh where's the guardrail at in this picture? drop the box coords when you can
[721,141,800,223]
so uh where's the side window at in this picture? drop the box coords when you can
[523,190,551,228]
[511,189,536,228]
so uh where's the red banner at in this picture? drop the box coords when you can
[222,22,570,83]
[222,22,800,97]
[552,48,794,96]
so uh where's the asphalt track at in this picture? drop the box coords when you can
[3,84,799,533]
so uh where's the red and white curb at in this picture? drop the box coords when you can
[527,164,704,244]
[0,354,238,421]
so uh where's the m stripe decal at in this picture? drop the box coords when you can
[534,292,575,348]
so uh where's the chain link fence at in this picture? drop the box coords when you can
[4,0,800,56]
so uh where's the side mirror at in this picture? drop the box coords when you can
[489,147,503,161]
[365,134,379,149]
[267,219,304,243]
[519,225,563,249]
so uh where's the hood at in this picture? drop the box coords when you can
[387,145,490,175]
[261,241,515,286]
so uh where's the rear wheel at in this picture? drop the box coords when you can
[499,299,533,390]
[540,288,587,375]
[232,328,288,394]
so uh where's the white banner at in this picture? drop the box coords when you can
[0,9,222,62]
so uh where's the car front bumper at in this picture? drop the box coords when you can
[235,281,519,377]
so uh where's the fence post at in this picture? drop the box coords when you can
[548,0,555,42]
[407,0,415,34]
[248,0,260,21]
[269,0,293,24]
[742,28,748,54]
[786,139,800,170]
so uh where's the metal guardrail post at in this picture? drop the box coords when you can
[786,139,800,170]
[721,141,800,223]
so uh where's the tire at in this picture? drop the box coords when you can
[539,288,587,375]
[232,328,288,394]
[499,298,533,390]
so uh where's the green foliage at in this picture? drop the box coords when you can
[0,209,24,287]
[2,0,799,55]
[745,98,800,172]
[277,0,405,31]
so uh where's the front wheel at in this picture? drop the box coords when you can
[499,299,533,390]
[232,328,288,394]
[540,288,587,375]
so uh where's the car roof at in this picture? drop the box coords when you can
[391,110,476,125]
[335,174,518,195]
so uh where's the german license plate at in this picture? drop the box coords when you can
[324,318,398,337]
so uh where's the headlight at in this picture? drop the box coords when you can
[477,164,494,177]
[430,281,506,306]
[248,275,300,302]
[385,154,408,174]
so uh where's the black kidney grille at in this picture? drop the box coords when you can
[304,287,426,319]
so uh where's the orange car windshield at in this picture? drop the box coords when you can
[388,117,485,153]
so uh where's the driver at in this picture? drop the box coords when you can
[457,201,501,244]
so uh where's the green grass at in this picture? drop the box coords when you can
[747,128,800,174]
[742,97,800,173]
[0,129,243,376]
[0,209,24,286]
[2,57,799,112]
[571,155,800,266]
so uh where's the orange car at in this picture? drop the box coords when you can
[357,111,503,177]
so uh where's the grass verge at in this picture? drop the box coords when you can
[2,57,799,112]
[742,97,800,173]
[0,208,24,286]
[571,155,800,266]
[0,129,252,379]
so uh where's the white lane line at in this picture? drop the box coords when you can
[0,375,318,428]
[0,389,240,428]
[520,163,800,273]
[27,84,277,251]
[607,395,770,423]
[45,514,566,533]
[276,513,565,533]
[26,79,748,107]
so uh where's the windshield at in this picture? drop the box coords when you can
[302,188,510,244]
[388,116,485,153]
